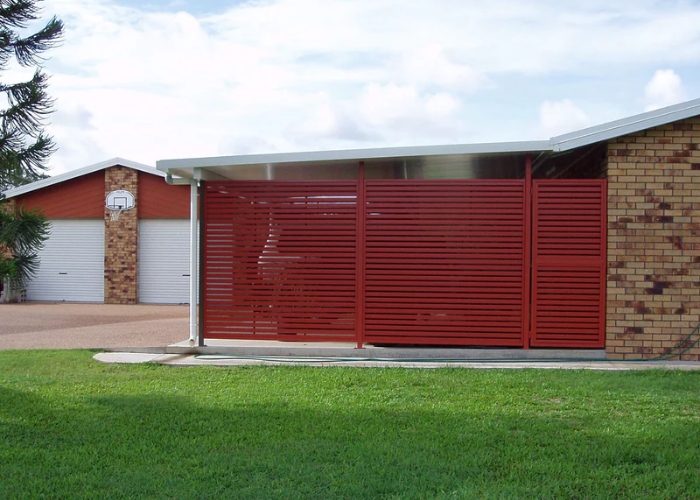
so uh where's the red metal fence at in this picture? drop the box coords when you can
[202,178,606,348]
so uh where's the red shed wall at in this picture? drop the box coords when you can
[13,170,105,218]
[137,172,190,218]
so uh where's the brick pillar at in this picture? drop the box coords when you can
[104,166,138,304]
[607,117,700,360]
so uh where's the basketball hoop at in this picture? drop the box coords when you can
[107,205,123,221]
[105,190,135,222]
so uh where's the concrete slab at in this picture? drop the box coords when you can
[165,338,607,360]
[94,352,164,364]
[93,351,700,370]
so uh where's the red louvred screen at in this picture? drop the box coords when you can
[201,178,606,348]
[363,180,527,346]
[530,180,607,348]
[202,181,358,341]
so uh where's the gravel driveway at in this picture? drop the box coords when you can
[0,303,189,350]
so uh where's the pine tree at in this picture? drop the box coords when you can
[0,203,49,298]
[0,0,63,194]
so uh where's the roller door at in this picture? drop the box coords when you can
[26,219,105,302]
[138,219,194,304]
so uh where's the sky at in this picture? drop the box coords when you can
[11,0,700,175]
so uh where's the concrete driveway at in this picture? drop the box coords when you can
[0,303,189,350]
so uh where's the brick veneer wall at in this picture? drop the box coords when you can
[607,117,700,360]
[104,166,138,304]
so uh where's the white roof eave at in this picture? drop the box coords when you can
[156,140,553,177]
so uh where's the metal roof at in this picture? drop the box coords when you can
[2,157,161,199]
[157,141,551,180]
[550,97,700,151]
[156,97,700,180]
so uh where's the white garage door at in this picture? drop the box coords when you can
[26,219,105,302]
[138,219,196,304]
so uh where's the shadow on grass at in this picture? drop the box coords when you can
[1,382,699,500]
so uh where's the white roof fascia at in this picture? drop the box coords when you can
[550,98,700,152]
[156,140,552,176]
[164,172,192,185]
[2,157,162,199]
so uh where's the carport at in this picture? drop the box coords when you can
[158,141,607,350]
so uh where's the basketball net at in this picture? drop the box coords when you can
[108,206,123,221]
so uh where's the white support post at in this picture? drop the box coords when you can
[189,179,198,347]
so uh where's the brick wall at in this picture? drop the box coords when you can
[607,117,700,360]
[104,166,138,304]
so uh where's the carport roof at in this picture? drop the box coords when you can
[156,98,700,181]
[158,141,550,181]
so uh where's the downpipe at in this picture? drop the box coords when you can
[165,173,198,347]
[188,179,198,347]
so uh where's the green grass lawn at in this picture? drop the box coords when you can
[1,351,699,499]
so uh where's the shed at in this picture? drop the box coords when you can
[2,158,192,304]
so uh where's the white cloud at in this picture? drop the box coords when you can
[23,0,700,175]
[399,44,485,91]
[285,84,465,148]
[644,69,687,111]
[356,83,464,139]
[425,93,461,118]
[539,99,590,137]
[358,83,425,127]
[286,98,373,144]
